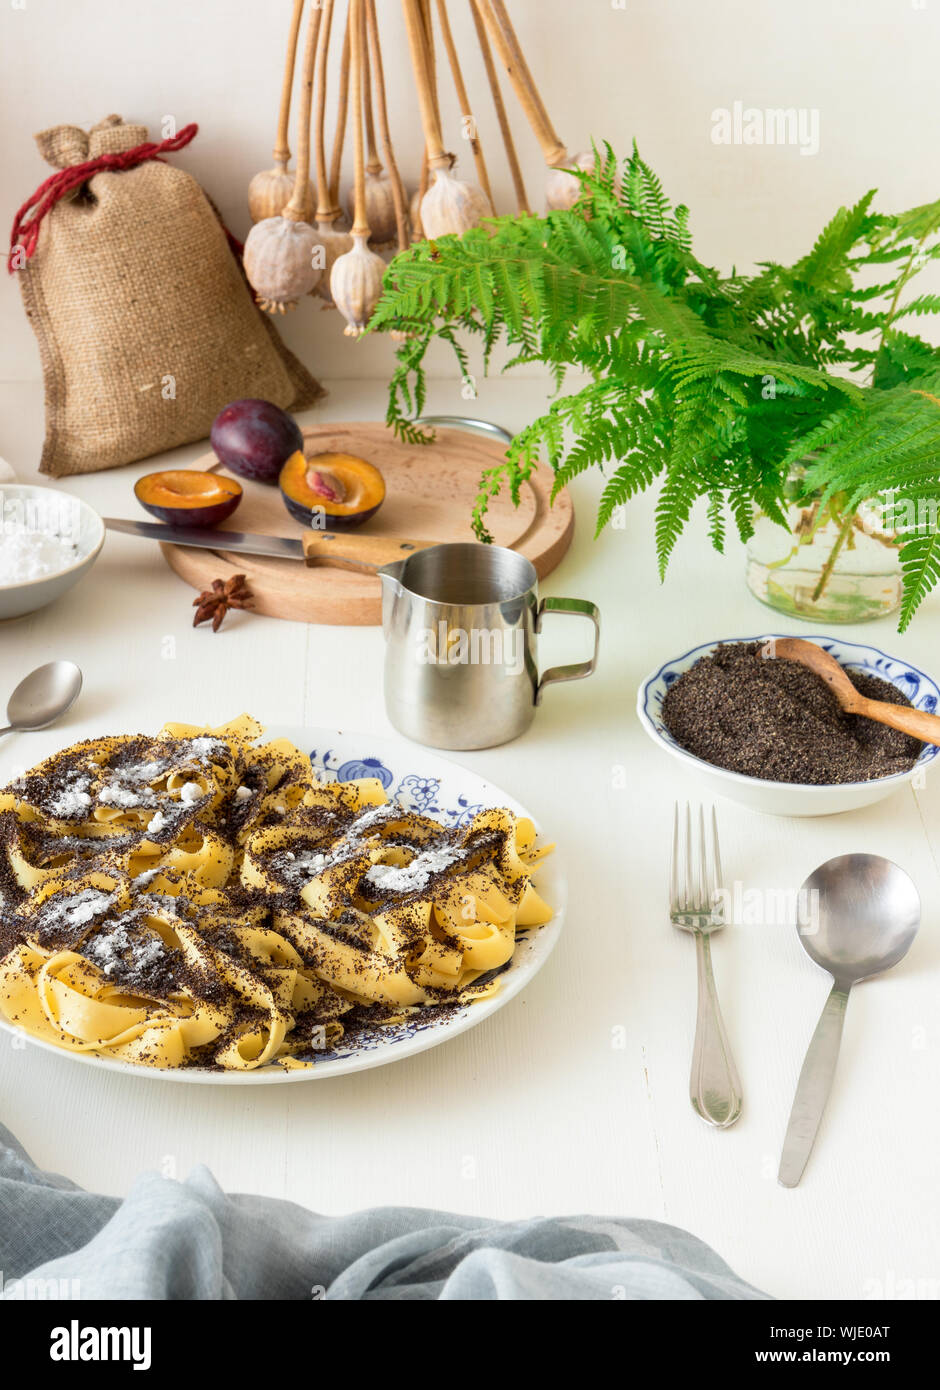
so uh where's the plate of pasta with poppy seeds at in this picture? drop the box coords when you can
[0,717,564,1083]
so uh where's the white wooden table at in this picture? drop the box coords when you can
[2,375,938,1302]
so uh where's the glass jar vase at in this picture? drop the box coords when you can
[745,477,902,624]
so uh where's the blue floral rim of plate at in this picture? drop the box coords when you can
[639,634,940,785]
[307,749,487,827]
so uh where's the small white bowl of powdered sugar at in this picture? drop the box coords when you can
[0,484,105,620]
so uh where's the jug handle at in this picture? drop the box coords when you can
[534,597,601,705]
[302,532,437,574]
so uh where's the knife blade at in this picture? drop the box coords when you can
[105,517,306,561]
[105,516,440,574]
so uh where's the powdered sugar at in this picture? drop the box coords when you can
[270,848,332,885]
[98,784,155,809]
[37,887,115,932]
[266,801,425,888]
[131,868,160,889]
[186,738,227,759]
[146,785,199,835]
[364,845,466,895]
[49,775,92,819]
[353,803,401,832]
[82,919,166,978]
[0,530,78,584]
[122,761,166,783]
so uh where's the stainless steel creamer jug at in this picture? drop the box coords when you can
[378,542,600,749]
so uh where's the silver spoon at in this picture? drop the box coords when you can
[778,854,920,1187]
[0,660,83,738]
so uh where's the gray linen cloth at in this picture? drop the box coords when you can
[0,1124,769,1300]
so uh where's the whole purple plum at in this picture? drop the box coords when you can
[210,399,304,485]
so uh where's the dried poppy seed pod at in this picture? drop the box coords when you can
[248,165,315,224]
[358,168,399,247]
[313,220,354,304]
[330,231,386,336]
[249,0,309,223]
[420,165,492,239]
[248,165,293,222]
[243,216,324,314]
[545,152,595,210]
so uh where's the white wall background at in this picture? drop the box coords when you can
[1,0,938,385]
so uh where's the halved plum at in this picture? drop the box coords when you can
[279,451,385,529]
[211,399,303,484]
[135,471,243,528]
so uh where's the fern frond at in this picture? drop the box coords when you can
[370,145,940,628]
[595,450,664,533]
[899,534,940,631]
[895,294,940,319]
[655,468,702,577]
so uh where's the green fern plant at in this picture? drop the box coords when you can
[368,144,940,630]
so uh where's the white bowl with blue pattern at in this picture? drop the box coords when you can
[637,635,940,817]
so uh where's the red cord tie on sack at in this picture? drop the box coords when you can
[8,123,200,272]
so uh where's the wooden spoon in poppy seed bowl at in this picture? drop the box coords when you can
[767,637,940,748]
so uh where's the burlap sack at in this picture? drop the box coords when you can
[13,115,323,477]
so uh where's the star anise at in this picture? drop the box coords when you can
[192,574,254,632]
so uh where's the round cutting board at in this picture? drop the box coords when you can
[162,422,575,625]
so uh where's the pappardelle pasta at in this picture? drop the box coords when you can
[0,716,552,1071]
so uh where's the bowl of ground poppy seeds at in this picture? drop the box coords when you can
[637,635,940,816]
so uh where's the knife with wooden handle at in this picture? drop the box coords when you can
[104,518,437,574]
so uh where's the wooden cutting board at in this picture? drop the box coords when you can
[161,422,575,625]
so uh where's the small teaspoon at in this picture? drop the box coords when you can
[0,660,83,739]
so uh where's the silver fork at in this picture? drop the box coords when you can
[669,803,743,1128]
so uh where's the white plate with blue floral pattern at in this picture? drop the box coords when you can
[9,728,564,1084]
[638,635,940,817]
